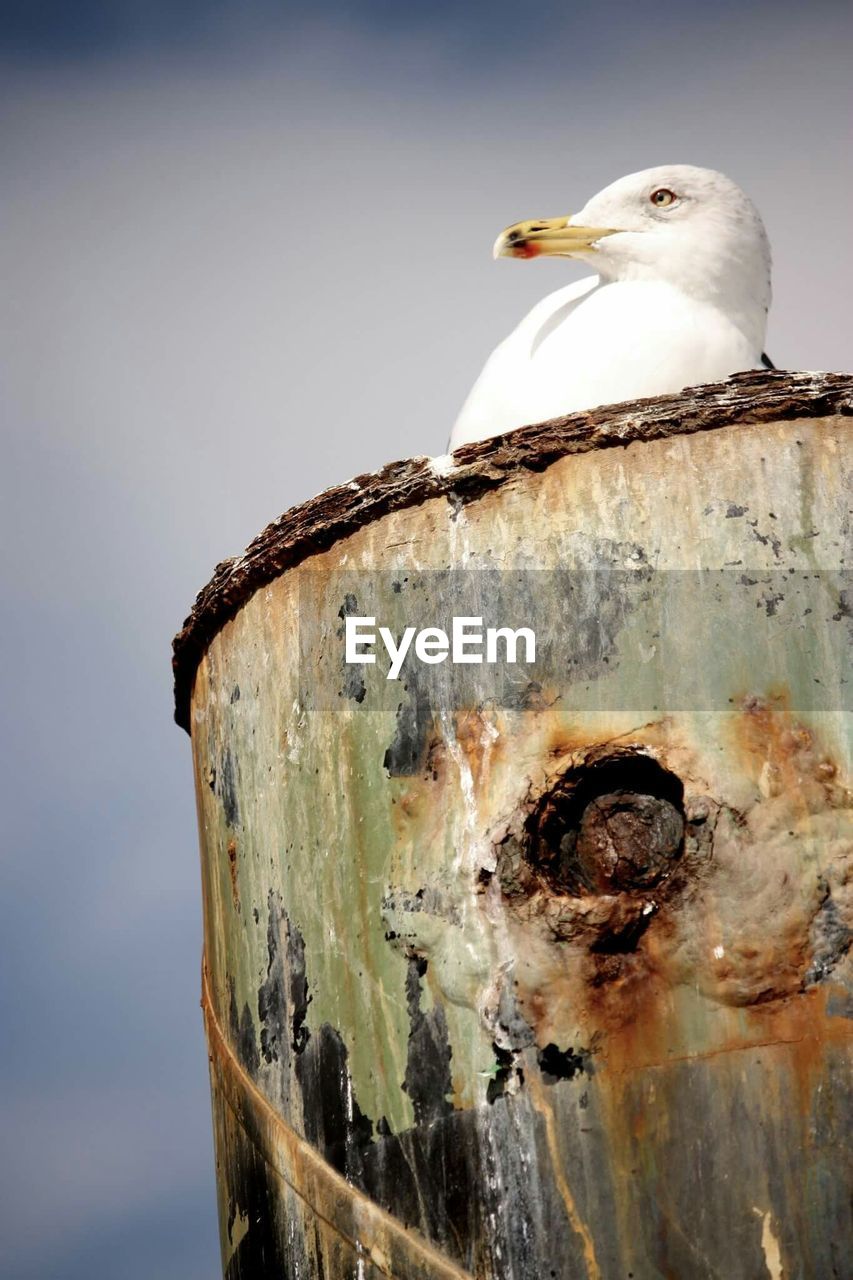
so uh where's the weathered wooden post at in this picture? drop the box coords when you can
[174,370,852,1280]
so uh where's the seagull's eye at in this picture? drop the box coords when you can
[650,188,677,208]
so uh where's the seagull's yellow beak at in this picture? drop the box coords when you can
[493,216,617,260]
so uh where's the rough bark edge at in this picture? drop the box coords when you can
[173,369,853,731]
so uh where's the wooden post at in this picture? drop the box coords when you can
[174,371,853,1279]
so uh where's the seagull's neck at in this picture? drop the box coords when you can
[596,253,770,355]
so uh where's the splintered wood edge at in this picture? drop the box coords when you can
[172,369,853,731]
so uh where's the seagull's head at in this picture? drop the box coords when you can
[495,164,771,342]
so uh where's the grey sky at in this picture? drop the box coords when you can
[1,5,850,1276]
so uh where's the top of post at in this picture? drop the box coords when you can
[172,369,852,732]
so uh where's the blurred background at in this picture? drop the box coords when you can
[1,2,850,1276]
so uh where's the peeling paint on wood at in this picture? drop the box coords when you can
[178,373,853,1278]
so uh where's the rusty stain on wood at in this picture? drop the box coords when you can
[177,372,853,1278]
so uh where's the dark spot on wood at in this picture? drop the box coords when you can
[258,890,311,1066]
[383,682,433,776]
[218,746,240,827]
[537,1042,589,1083]
[590,908,655,954]
[486,1045,516,1104]
[402,955,454,1127]
[496,982,536,1051]
[227,838,239,910]
[525,751,685,895]
[288,916,310,1054]
[806,881,852,985]
[228,981,259,1076]
[360,1098,567,1272]
[747,517,783,559]
[337,593,366,703]
[223,1120,287,1279]
[296,1023,373,1182]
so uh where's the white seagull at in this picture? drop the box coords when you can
[450,164,772,448]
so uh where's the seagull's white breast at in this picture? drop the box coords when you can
[450,275,761,449]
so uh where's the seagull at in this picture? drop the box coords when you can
[450,165,773,448]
